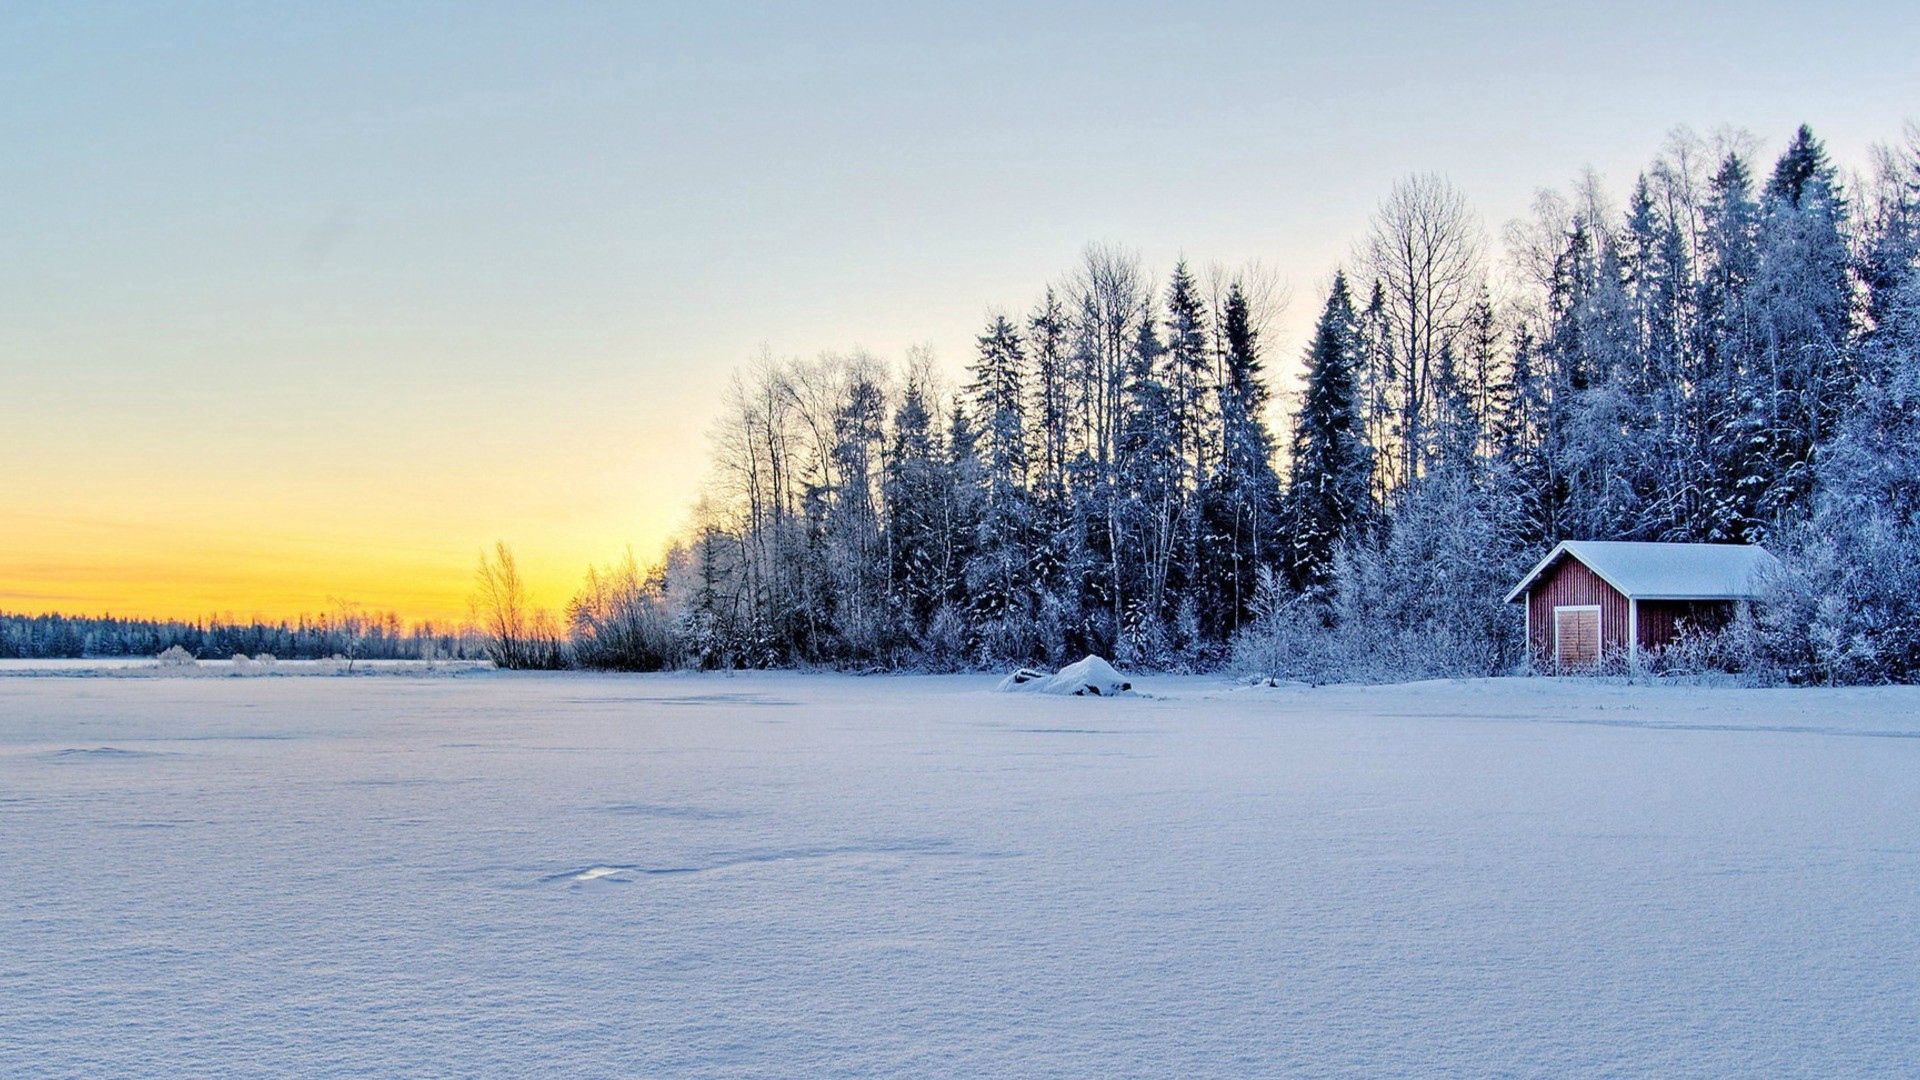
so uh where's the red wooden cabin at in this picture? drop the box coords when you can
[1504,541,1778,671]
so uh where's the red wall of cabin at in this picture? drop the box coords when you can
[1635,599,1734,653]
[1526,556,1631,665]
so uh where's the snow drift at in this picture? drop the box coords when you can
[997,655,1134,696]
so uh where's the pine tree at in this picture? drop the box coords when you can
[1284,274,1373,604]
[884,376,948,646]
[1115,306,1177,662]
[965,316,1038,659]
[1027,287,1072,502]
[1767,124,1830,208]
[1026,288,1078,657]
[1159,260,1214,649]
[826,370,887,656]
[1161,260,1213,484]
[1750,124,1854,530]
[1697,151,1766,540]
[1203,280,1282,635]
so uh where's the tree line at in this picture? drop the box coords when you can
[0,608,483,663]
[482,122,1915,683]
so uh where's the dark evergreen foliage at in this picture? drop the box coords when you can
[0,610,477,661]
[1283,273,1371,602]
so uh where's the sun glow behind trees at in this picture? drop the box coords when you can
[537,123,1920,683]
[0,388,697,624]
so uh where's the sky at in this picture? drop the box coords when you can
[2,1,1916,624]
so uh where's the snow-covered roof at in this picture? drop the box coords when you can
[1504,541,1780,603]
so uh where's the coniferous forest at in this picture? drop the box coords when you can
[537,123,1916,685]
[24,125,1919,685]
[0,609,480,663]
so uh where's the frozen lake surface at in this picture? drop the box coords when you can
[2,671,1917,1077]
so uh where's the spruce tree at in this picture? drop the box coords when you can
[1697,151,1765,540]
[1027,288,1071,502]
[1751,124,1853,530]
[1115,307,1176,661]
[1026,288,1077,654]
[1206,280,1281,636]
[940,400,983,651]
[884,377,947,643]
[1284,273,1372,604]
[1767,124,1831,209]
[965,316,1037,659]
[1159,260,1213,648]
[1161,260,1212,482]
[826,371,887,655]
[969,316,1029,497]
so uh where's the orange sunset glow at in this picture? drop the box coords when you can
[1,364,709,623]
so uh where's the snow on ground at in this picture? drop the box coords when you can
[1,671,1917,1077]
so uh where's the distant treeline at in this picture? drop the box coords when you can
[0,610,485,661]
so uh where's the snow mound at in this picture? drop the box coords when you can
[229,653,280,675]
[156,645,197,668]
[997,655,1134,697]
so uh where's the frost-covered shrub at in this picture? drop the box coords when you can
[1231,579,1345,684]
[1651,612,1773,684]
[1031,596,1070,670]
[1332,476,1528,680]
[231,652,254,672]
[677,609,725,671]
[919,604,969,670]
[1231,471,1528,684]
[1116,601,1175,671]
[156,645,197,667]
[568,560,677,672]
[971,611,1042,671]
[1748,520,1920,684]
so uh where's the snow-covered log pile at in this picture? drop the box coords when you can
[996,655,1134,696]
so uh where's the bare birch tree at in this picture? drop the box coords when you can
[1362,173,1484,492]
[472,541,532,668]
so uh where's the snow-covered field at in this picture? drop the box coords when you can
[2,671,1916,1077]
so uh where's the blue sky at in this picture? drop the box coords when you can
[2,1,1915,618]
